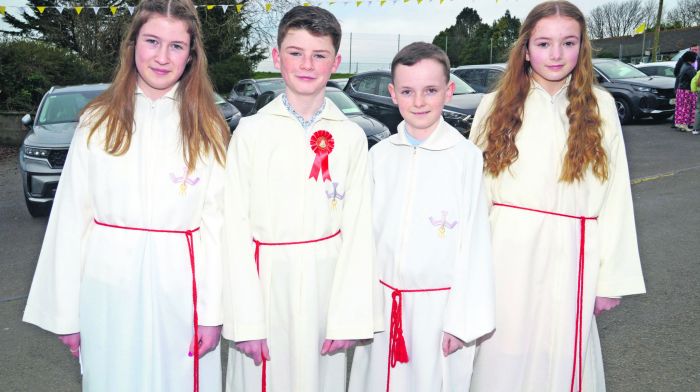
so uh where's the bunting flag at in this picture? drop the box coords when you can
[0,0,455,18]
[633,22,647,36]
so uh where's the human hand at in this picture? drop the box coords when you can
[234,339,270,365]
[320,339,357,355]
[58,333,81,358]
[442,332,465,357]
[594,296,621,316]
[189,325,222,358]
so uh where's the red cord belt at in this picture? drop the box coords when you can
[493,202,598,392]
[252,229,341,392]
[379,279,451,392]
[93,219,202,392]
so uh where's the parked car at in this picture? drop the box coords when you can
[635,61,677,77]
[452,63,507,93]
[327,78,349,89]
[20,85,239,217]
[250,86,391,148]
[593,58,676,124]
[452,59,675,124]
[343,70,482,136]
[19,83,109,217]
[226,78,286,116]
[214,92,241,132]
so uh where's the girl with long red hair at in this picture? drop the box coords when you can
[468,1,645,391]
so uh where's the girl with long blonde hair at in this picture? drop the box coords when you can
[23,0,229,390]
[468,1,645,391]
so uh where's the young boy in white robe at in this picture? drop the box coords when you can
[348,42,495,392]
[222,6,376,392]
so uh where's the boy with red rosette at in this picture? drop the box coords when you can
[222,6,376,392]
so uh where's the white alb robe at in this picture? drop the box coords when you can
[222,96,375,392]
[468,82,646,392]
[349,120,495,392]
[23,86,224,391]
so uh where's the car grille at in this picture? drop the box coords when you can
[657,89,675,99]
[48,149,68,168]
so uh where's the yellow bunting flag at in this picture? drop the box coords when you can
[380,0,386,4]
[265,2,271,12]
[404,0,409,3]
[633,22,647,35]
[0,5,5,14]
[37,6,46,13]
[207,5,215,10]
[417,0,422,3]
[303,2,310,5]
[74,6,83,14]
[236,4,243,12]
[440,0,445,3]
[356,1,362,5]
[110,6,117,14]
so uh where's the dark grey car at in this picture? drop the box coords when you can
[226,78,286,116]
[343,70,481,136]
[19,84,109,217]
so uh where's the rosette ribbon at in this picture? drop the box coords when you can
[308,130,334,182]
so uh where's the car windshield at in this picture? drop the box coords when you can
[451,74,476,95]
[326,91,362,115]
[596,61,648,79]
[37,90,103,125]
[257,79,286,92]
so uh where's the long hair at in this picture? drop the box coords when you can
[83,0,229,171]
[478,0,608,183]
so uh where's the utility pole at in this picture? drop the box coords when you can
[445,35,448,53]
[348,32,352,74]
[398,34,401,52]
[651,0,663,62]
[490,37,493,64]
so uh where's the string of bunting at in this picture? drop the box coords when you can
[0,0,455,16]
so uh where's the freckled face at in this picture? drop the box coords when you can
[134,15,191,100]
[388,59,455,137]
[526,15,581,95]
[272,28,341,99]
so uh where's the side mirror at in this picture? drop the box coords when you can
[360,103,369,111]
[596,75,605,84]
[21,113,32,127]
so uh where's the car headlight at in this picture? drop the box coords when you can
[23,146,51,158]
[634,86,658,93]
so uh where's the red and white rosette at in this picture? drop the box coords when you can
[308,130,334,182]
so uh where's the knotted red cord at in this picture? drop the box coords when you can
[379,280,451,392]
[492,203,597,392]
[251,229,342,392]
[93,219,201,392]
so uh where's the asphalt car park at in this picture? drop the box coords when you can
[2,117,699,391]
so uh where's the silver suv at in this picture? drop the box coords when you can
[19,84,108,217]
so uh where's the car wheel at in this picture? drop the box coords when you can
[651,113,673,122]
[25,197,50,218]
[615,97,633,125]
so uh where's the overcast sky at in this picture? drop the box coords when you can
[1,0,680,72]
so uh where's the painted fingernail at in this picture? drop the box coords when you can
[188,352,193,357]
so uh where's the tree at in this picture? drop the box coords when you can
[0,38,98,111]
[587,0,649,39]
[666,0,700,27]
[488,10,521,63]
[1,0,130,80]
[433,7,488,66]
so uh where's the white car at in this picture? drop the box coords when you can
[635,61,678,78]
